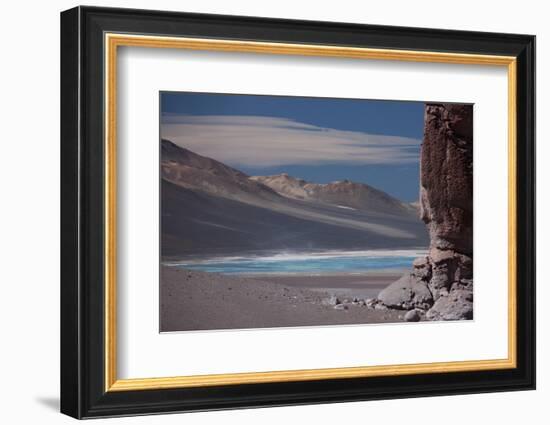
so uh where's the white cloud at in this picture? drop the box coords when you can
[161,114,420,167]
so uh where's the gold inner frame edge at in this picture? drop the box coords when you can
[104,33,518,392]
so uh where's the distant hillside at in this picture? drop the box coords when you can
[161,140,428,257]
[251,173,412,215]
[162,139,280,204]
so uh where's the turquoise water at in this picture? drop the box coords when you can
[166,250,424,275]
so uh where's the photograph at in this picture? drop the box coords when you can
[159,92,474,331]
[56,4,535,419]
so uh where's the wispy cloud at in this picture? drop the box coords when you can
[161,114,421,167]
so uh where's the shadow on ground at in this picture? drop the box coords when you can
[35,396,59,411]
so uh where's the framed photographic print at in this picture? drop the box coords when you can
[60,6,536,419]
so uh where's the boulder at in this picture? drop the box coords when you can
[404,309,421,322]
[426,289,473,321]
[377,274,433,310]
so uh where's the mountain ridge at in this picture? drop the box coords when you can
[162,139,413,215]
[161,139,281,204]
[250,173,411,215]
[160,139,428,257]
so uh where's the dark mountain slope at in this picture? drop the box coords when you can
[162,180,427,257]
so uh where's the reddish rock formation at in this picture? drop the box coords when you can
[420,103,473,256]
[378,103,474,320]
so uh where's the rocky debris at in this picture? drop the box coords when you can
[404,309,422,322]
[324,296,341,306]
[377,104,474,321]
[348,298,366,307]
[328,298,369,310]
[322,296,378,310]
[426,289,473,320]
[403,248,474,302]
[324,297,361,310]
[377,274,433,310]
[365,298,377,308]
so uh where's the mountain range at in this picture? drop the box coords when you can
[161,139,428,257]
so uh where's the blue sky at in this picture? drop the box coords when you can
[161,92,424,202]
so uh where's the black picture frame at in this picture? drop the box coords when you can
[61,5,535,419]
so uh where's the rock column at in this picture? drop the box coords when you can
[378,103,474,320]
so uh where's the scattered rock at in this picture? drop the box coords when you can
[334,303,348,311]
[364,298,376,308]
[404,309,421,322]
[324,296,341,306]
